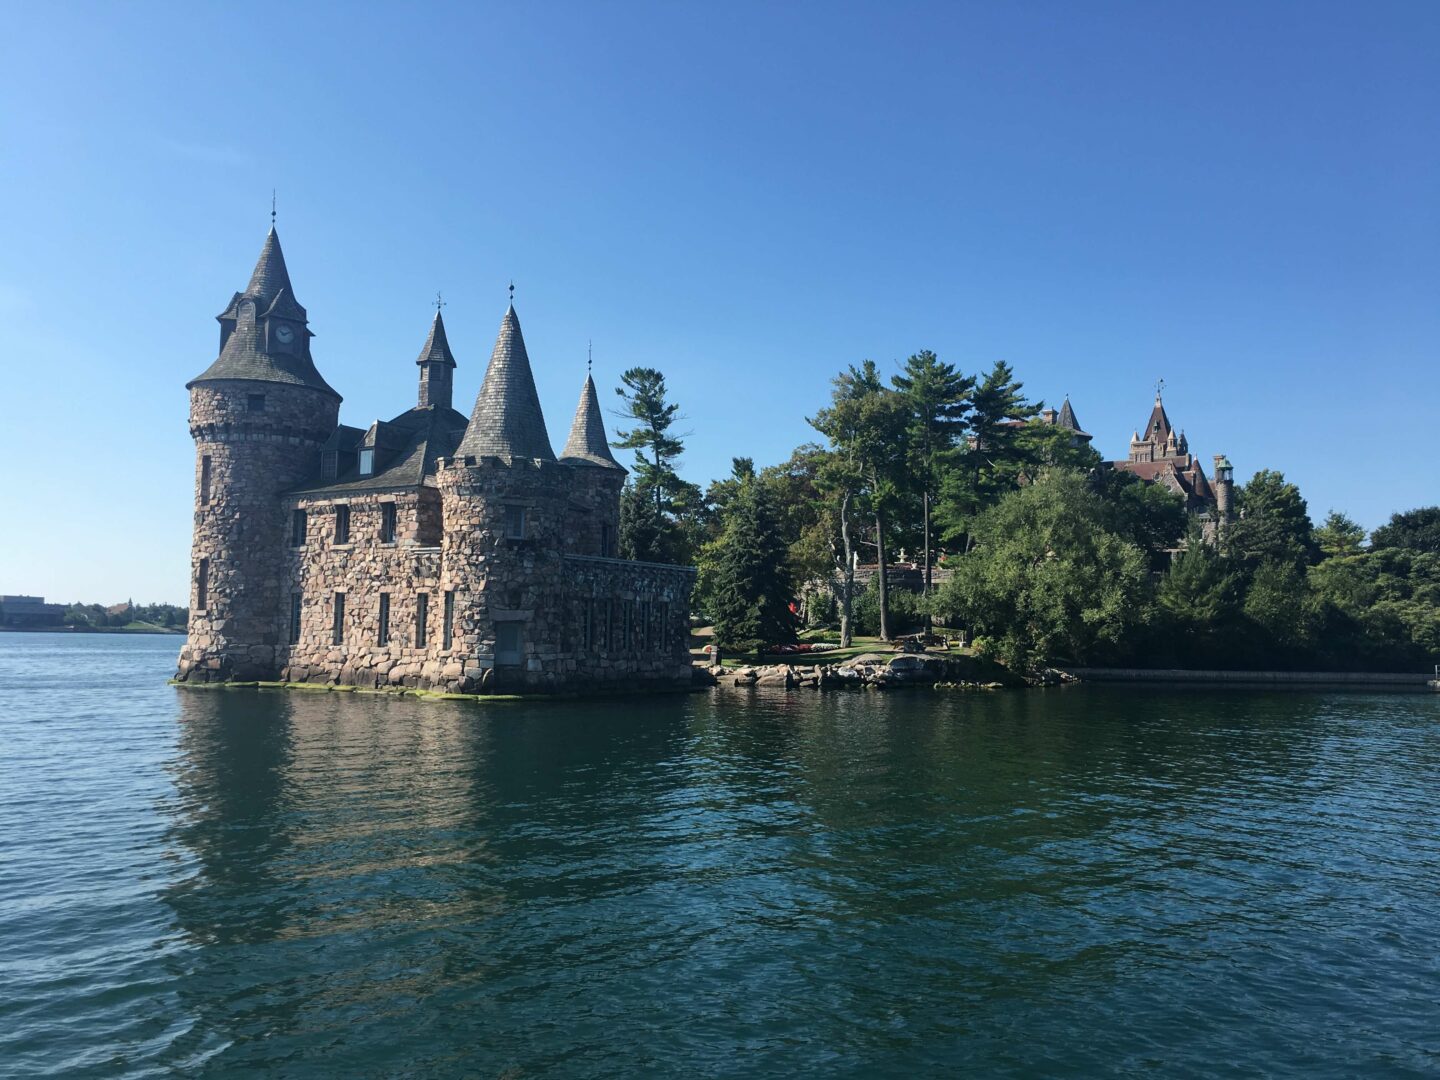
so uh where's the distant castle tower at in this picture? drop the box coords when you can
[179,228,340,681]
[1212,453,1235,523]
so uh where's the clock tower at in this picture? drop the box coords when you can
[179,225,340,682]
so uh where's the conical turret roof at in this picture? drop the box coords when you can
[1143,394,1173,445]
[454,305,555,461]
[188,226,337,397]
[415,309,457,367]
[245,227,298,311]
[560,374,624,469]
[1055,396,1086,434]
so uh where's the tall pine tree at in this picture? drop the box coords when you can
[711,474,796,651]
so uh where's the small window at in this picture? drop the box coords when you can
[289,594,302,645]
[291,509,308,546]
[199,455,212,506]
[378,593,390,646]
[600,523,613,558]
[621,601,633,650]
[334,504,351,544]
[380,503,397,544]
[496,621,522,666]
[583,598,594,652]
[321,451,338,481]
[247,393,266,413]
[600,600,613,651]
[442,591,454,649]
[656,602,668,651]
[415,593,429,648]
[358,449,375,476]
[638,600,650,650]
[196,558,209,611]
[332,592,345,645]
[504,505,526,540]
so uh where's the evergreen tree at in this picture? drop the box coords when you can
[612,367,702,563]
[710,474,796,651]
[1315,510,1367,559]
[892,350,973,625]
[1229,469,1314,569]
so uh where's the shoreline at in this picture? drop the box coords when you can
[0,626,184,636]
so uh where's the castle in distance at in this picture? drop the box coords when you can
[176,226,695,693]
[1041,388,1235,535]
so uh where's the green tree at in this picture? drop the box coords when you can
[1315,510,1367,560]
[892,350,974,625]
[1242,559,1313,654]
[932,470,1151,669]
[613,367,702,563]
[1229,469,1314,569]
[1156,544,1243,660]
[809,361,909,641]
[710,471,797,652]
[1370,507,1440,555]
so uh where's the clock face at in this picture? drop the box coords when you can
[274,324,295,345]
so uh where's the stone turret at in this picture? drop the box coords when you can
[1213,454,1234,520]
[178,226,340,682]
[415,308,457,410]
[560,372,627,557]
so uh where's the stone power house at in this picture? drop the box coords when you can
[176,227,695,693]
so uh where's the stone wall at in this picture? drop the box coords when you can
[177,380,339,682]
[195,454,694,695]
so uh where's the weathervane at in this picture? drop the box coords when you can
[434,290,446,312]
[271,189,276,226]
[1155,376,1166,400]
[508,280,515,306]
[588,339,593,375]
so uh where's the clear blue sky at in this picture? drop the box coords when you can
[2,1,1437,605]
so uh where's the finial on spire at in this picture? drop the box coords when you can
[271,189,276,227]
[508,280,515,306]
[434,290,446,313]
[587,339,592,375]
[1155,376,1166,400]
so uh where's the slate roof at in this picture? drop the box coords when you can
[415,310,457,367]
[188,227,339,398]
[1114,455,1214,505]
[560,374,624,470]
[293,404,468,496]
[1055,396,1089,436]
[454,305,556,462]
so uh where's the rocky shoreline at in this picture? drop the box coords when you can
[695,652,1075,690]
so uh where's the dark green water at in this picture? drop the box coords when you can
[2,634,1439,1078]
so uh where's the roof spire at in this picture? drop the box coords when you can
[560,366,623,470]
[454,303,555,462]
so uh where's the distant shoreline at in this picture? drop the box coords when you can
[0,626,184,636]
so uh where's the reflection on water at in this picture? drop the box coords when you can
[2,634,1439,1078]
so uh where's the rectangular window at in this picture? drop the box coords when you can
[289,593,302,645]
[378,593,390,646]
[291,509,307,546]
[380,503,397,543]
[621,600,633,651]
[504,505,526,539]
[196,558,209,611]
[600,523,613,558]
[638,600,651,650]
[415,593,429,648]
[496,621,522,666]
[332,592,345,645]
[600,600,612,651]
[247,393,266,413]
[442,591,454,649]
[322,451,338,481]
[358,448,375,476]
[199,455,212,506]
[582,598,594,652]
[656,602,669,651]
[334,504,351,544]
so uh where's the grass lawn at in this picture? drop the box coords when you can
[689,629,975,669]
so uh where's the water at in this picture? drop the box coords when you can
[2,634,1438,1078]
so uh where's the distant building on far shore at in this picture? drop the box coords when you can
[0,596,65,628]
